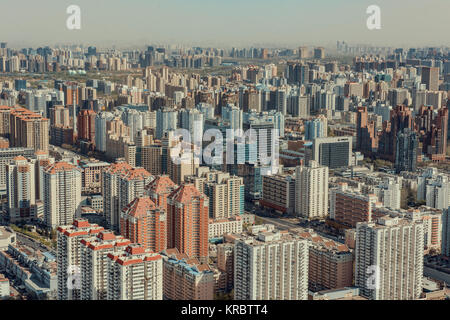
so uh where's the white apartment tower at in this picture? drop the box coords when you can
[417,168,450,210]
[375,176,402,210]
[80,232,131,300]
[57,219,104,300]
[234,228,309,300]
[6,156,36,223]
[107,244,163,300]
[44,161,82,229]
[102,161,153,231]
[295,160,329,219]
[354,217,424,300]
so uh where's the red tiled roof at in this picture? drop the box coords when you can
[169,184,203,203]
[123,196,157,218]
[44,161,77,174]
[146,175,177,194]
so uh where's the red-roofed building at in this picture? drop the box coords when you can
[120,196,167,253]
[145,175,177,211]
[161,248,214,300]
[102,160,153,231]
[80,232,131,300]
[57,219,104,300]
[107,244,163,300]
[167,184,209,263]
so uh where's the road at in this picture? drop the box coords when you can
[16,232,55,255]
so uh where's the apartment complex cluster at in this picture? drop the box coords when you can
[1,42,450,301]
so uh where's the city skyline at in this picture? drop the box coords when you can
[1,0,450,305]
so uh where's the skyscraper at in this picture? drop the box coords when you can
[354,216,424,300]
[120,196,167,253]
[43,162,82,229]
[167,184,209,263]
[6,156,37,223]
[295,160,329,219]
[57,219,105,300]
[106,244,163,300]
[421,66,439,91]
[395,128,418,173]
[102,161,153,231]
[234,228,309,300]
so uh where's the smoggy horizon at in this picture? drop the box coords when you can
[1,0,449,49]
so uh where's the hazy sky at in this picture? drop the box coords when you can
[1,0,449,48]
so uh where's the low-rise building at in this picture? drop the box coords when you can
[0,244,57,299]
[208,216,243,239]
[0,227,16,251]
[0,274,10,298]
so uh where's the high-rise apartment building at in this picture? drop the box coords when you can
[305,116,327,141]
[141,144,163,175]
[0,147,35,194]
[80,231,131,300]
[167,144,199,185]
[356,106,378,155]
[43,162,82,229]
[354,217,424,300]
[314,47,325,59]
[417,168,450,210]
[79,159,109,195]
[295,160,329,219]
[442,208,450,257]
[395,128,418,173]
[94,112,114,152]
[261,173,296,214]
[77,109,96,145]
[422,66,439,91]
[102,161,153,231]
[6,156,37,223]
[106,244,163,300]
[120,196,166,253]
[373,177,402,210]
[145,175,177,211]
[185,168,244,219]
[298,46,308,59]
[161,248,215,300]
[234,228,309,300]
[57,219,105,300]
[9,106,49,152]
[330,183,380,228]
[297,230,353,291]
[167,184,209,263]
[217,243,234,292]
